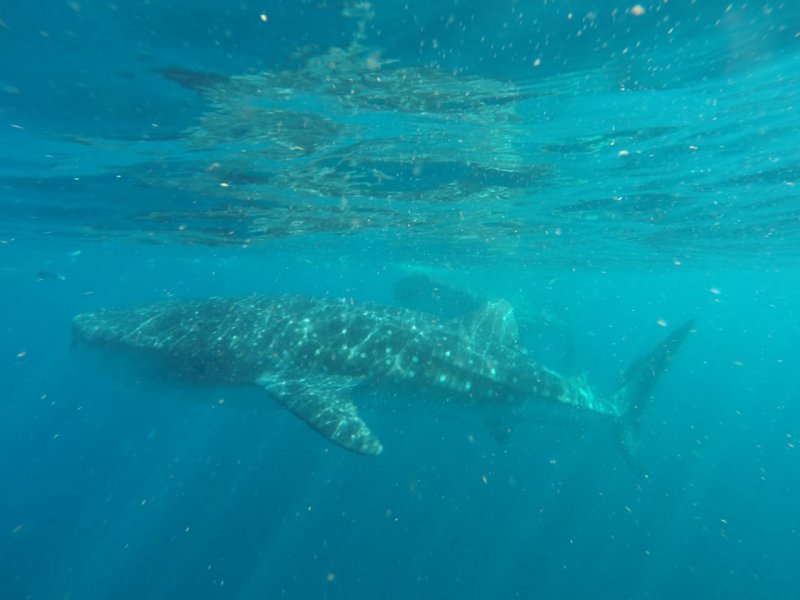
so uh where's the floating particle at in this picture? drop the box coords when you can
[259,13,268,23]
[656,319,668,327]
[618,149,630,156]
[631,5,646,16]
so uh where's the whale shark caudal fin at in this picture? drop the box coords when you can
[609,320,694,471]
[257,374,384,456]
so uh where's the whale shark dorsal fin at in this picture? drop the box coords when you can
[457,299,521,350]
[258,374,383,456]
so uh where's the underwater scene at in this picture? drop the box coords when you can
[1,1,799,598]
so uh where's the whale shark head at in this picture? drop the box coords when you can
[73,308,142,347]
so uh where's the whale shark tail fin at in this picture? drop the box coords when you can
[609,320,694,472]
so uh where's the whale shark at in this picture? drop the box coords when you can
[72,294,692,459]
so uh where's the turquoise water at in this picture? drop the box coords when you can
[2,1,799,598]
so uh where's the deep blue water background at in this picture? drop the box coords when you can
[2,1,800,598]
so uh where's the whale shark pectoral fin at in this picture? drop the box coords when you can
[258,375,383,456]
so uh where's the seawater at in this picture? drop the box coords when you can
[1,2,799,599]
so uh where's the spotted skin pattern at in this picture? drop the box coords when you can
[73,295,675,455]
